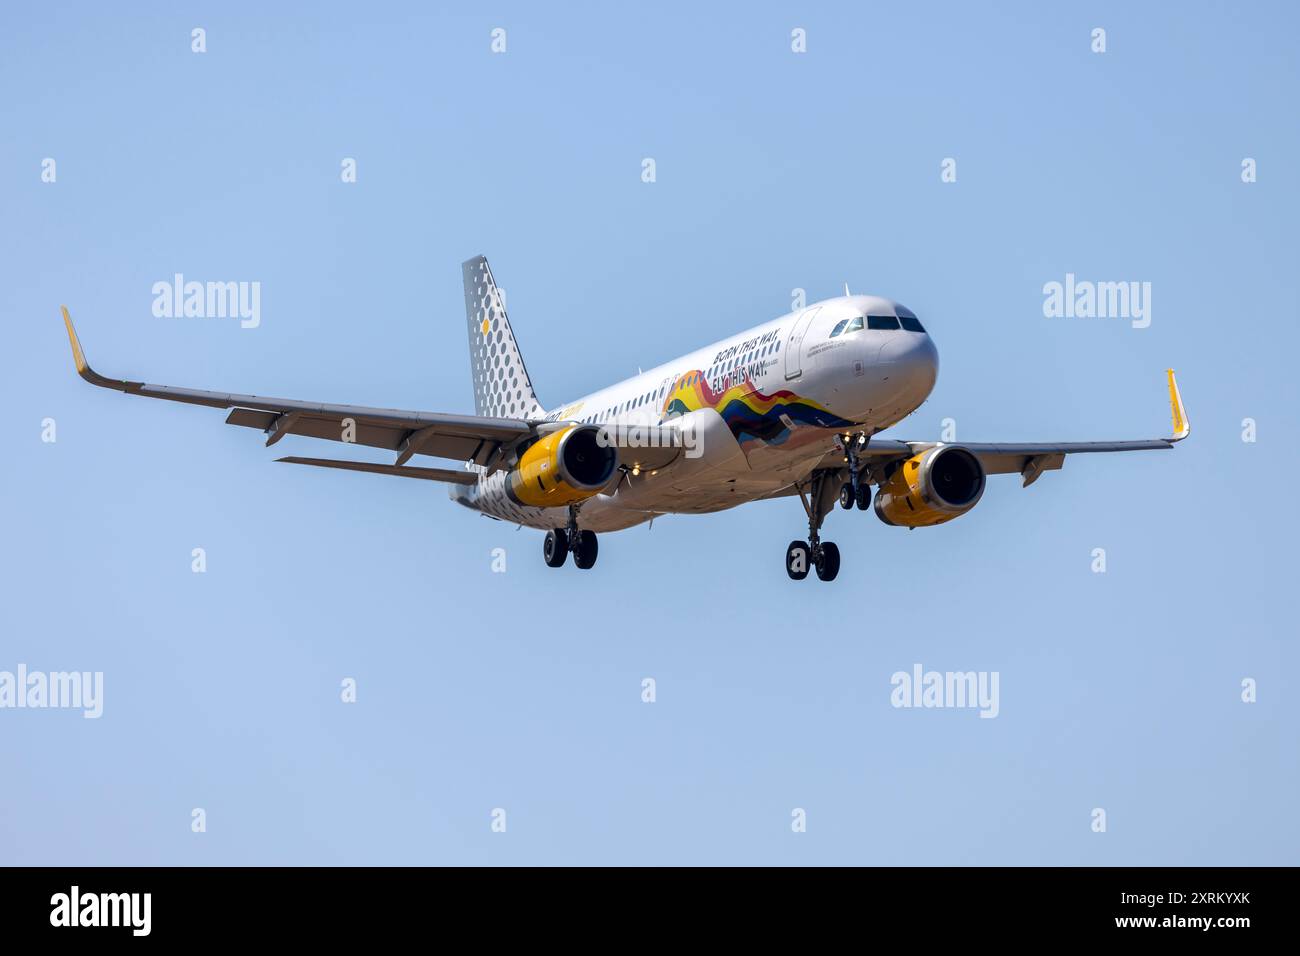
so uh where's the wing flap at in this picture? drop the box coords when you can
[245,413,499,461]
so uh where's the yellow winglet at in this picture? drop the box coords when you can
[1166,369,1189,442]
[59,306,134,391]
[61,305,91,375]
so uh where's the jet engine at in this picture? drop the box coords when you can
[873,445,986,528]
[505,424,618,508]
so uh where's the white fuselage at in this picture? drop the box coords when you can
[452,294,939,532]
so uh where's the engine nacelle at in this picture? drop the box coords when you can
[506,425,618,508]
[874,445,986,528]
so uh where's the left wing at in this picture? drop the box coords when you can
[820,370,1189,486]
[59,307,532,470]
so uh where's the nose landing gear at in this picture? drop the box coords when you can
[836,432,873,511]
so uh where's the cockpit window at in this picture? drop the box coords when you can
[829,319,848,338]
[895,305,926,333]
[867,315,901,331]
[844,316,864,333]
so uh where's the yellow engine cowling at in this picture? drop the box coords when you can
[874,445,986,528]
[505,424,619,508]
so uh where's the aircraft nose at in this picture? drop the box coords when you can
[881,332,939,394]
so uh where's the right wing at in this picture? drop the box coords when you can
[815,370,1189,486]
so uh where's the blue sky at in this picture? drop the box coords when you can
[2,1,1296,864]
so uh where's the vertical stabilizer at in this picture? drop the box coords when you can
[462,256,545,420]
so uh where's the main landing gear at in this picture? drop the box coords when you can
[543,504,599,570]
[786,470,842,582]
[787,433,873,582]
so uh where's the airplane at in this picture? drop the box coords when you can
[58,255,1189,582]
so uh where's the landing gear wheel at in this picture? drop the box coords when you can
[855,484,871,511]
[815,542,841,582]
[573,530,599,569]
[785,540,811,580]
[543,529,569,567]
[839,483,854,510]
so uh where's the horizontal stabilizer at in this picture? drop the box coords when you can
[276,457,478,484]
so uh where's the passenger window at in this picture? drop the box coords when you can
[899,315,926,333]
[829,319,848,338]
[868,315,901,331]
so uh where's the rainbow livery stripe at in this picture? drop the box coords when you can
[663,370,855,446]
